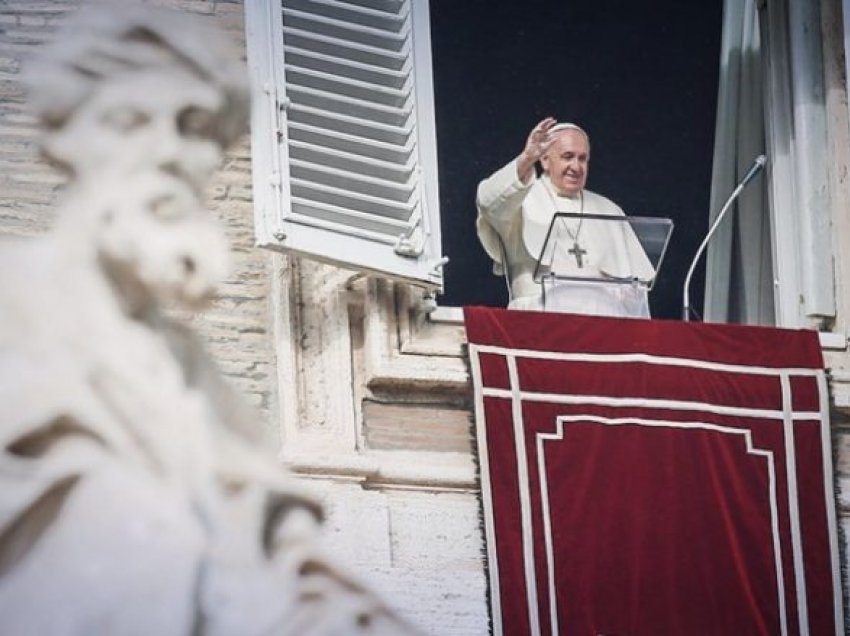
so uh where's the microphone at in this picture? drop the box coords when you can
[740,154,767,187]
[682,154,768,321]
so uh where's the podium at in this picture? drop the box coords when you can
[531,213,673,317]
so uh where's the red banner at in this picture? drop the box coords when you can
[465,307,842,636]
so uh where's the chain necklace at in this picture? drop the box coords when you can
[544,181,586,268]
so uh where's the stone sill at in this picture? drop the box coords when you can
[432,305,850,355]
[280,448,478,492]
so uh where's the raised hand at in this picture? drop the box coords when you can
[517,117,558,183]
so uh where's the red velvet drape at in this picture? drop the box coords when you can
[465,307,841,636]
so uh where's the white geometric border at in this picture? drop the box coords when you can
[536,415,784,636]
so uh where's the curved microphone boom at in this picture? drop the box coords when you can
[739,154,767,187]
[682,154,767,321]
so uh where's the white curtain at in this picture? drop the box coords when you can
[703,0,774,324]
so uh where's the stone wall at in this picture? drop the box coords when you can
[821,0,850,621]
[0,0,279,425]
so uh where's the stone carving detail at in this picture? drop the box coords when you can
[0,3,414,633]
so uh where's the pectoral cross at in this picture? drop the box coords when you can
[568,241,587,268]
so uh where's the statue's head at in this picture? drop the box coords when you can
[27,0,247,187]
[26,1,248,309]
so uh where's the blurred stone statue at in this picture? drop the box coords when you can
[0,2,414,634]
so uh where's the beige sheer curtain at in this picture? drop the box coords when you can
[703,0,774,324]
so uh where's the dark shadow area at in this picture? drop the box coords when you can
[430,0,723,320]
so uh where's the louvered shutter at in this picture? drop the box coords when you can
[246,0,444,288]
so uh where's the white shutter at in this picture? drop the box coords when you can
[246,0,444,289]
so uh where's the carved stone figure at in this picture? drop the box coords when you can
[0,3,414,633]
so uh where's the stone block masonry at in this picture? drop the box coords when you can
[0,0,278,432]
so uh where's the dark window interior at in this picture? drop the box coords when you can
[429,0,724,320]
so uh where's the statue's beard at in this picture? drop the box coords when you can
[99,247,221,318]
[89,176,229,316]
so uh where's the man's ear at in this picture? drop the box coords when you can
[540,152,549,173]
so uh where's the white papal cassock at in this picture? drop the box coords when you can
[476,158,655,317]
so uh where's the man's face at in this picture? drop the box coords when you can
[540,129,590,196]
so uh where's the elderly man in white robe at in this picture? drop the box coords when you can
[476,117,655,317]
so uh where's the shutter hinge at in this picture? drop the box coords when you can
[275,95,290,142]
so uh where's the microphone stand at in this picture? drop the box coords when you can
[682,156,766,321]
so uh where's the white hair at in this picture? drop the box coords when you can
[549,122,589,143]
